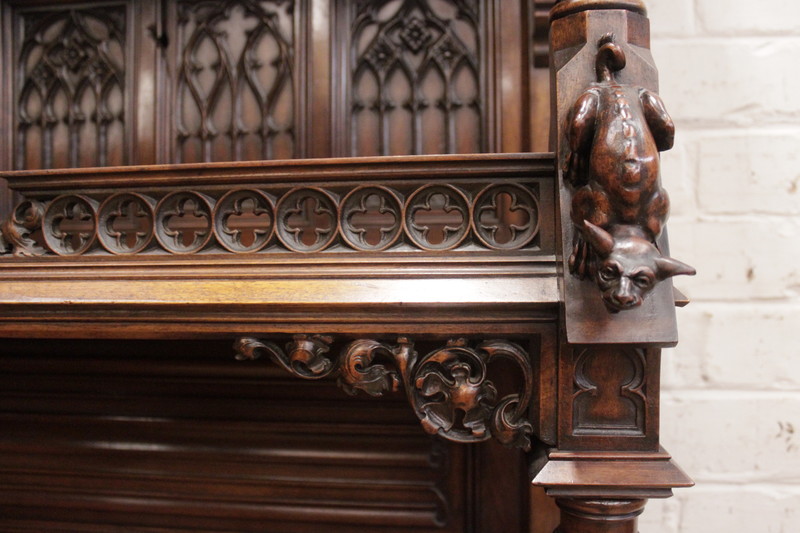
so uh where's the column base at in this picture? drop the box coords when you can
[555,498,646,533]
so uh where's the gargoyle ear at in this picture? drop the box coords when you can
[582,220,614,257]
[655,256,696,280]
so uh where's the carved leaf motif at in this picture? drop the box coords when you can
[413,344,495,440]
[234,335,336,380]
[475,340,534,450]
[0,200,46,257]
[241,335,534,449]
[338,339,406,396]
[491,396,533,450]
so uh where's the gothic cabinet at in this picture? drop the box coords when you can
[0,0,557,531]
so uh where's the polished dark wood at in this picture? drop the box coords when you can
[0,338,529,532]
[550,0,682,345]
[556,499,646,533]
[564,32,694,312]
[557,345,660,452]
[236,336,536,449]
[0,1,694,532]
[531,1,695,529]
[0,154,555,257]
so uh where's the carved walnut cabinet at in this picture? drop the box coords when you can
[0,1,693,531]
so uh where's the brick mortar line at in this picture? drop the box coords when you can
[653,35,800,44]
[669,125,800,135]
[661,390,800,398]
[669,214,800,222]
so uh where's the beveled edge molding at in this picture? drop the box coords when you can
[234,335,534,450]
[0,153,555,192]
[532,446,694,499]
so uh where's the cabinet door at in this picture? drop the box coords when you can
[162,0,304,163]
[0,0,550,168]
[1,0,160,170]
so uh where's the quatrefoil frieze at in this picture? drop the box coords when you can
[0,182,542,257]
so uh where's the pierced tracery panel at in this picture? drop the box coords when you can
[349,0,483,156]
[0,181,545,257]
[174,0,296,163]
[15,6,127,170]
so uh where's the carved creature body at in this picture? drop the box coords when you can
[564,35,694,312]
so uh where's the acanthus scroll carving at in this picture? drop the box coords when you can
[234,335,336,379]
[0,200,46,257]
[564,33,695,313]
[234,336,534,450]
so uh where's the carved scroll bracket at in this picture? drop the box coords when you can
[234,336,534,450]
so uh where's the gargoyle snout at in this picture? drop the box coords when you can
[613,291,638,308]
[605,277,642,311]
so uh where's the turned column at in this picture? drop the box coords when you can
[556,499,646,533]
[533,1,694,531]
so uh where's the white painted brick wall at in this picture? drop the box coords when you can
[640,0,800,530]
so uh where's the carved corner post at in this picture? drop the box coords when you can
[533,1,693,531]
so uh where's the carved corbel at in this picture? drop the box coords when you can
[235,336,534,450]
[563,32,694,312]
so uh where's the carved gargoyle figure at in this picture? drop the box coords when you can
[564,33,695,312]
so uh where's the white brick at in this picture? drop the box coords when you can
[661,392,800,482]
[640,1,800,530]
[696,0,800,35]
[647,0,696,38]
[637,497,681,533]
[665,304,800,389]
[676,486,800,533]
[660,140,697,217]
[652,39,800,127]
[696,133,800,215]
[667,217,800,301]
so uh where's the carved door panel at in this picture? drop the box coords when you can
[1,0,549,171]
[338,0,485,156]
[1,0,160,171]
[162,0,300,163]
[0,0,161,219]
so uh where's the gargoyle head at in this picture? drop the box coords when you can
[583,221,695,312]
